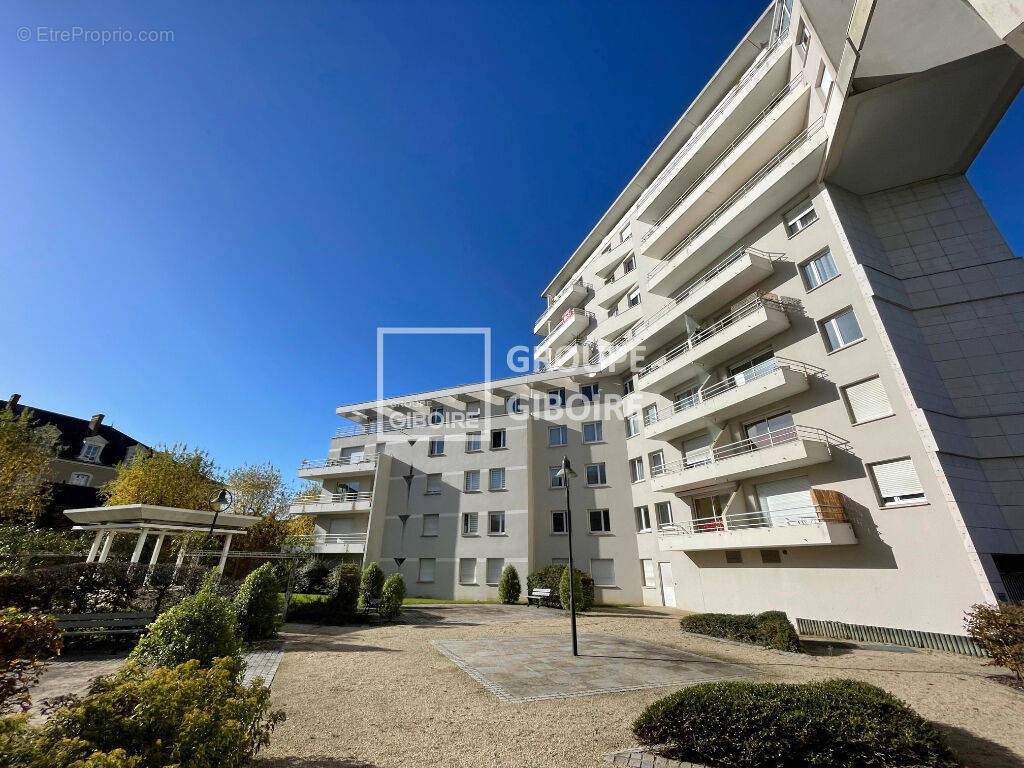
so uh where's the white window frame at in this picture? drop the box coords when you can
[801,250,839,290]
[620,224,632,243]
[627,288,641,307]
[842,376,894,425]
[635,506,652,533]
[459,557,477,584]
[623,377,635,396]
[591,558,616,587]
[549,425,567,447]
[655,501,673,528]
[548,388,566,407]
[622,254,636,274]
[422,513,439,537]
[625,413,640,438]
[68,472,92,486]
[425,473,442,495]
[488,511,506,535]
[462,512,479,536]
[585,462,607,486]
[649,450,665,476]
[583,421,603,444]
[429,407,445,425]
[486,558,504,585]
[629,457,645,483]
[491,429,507,449]
[418,557,436,583]
[820,307,864,352]
[549,466,565,488]
[464,470,480,492]
[784,199,818,236]
[870,458,926,507]
[581,383,599,402]
[78,438,105,463]
[466,431,482,452]
[506,396,521,415]
[551,510,567,534]
[428,437,445,456]
[641,559,656,588]
[489,467,507,491]
[588,508,611,534]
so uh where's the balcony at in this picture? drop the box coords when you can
[658,504,856,552]
[647,117,827,298]
[644,358,811,441]
[640,74,811,260]
[637,296,789,394]
[550,341,597,370]
[297,454,379,479]
[596,303,644,342]
[594,270,639,310]
[288,491,373,515]
[591,237,633,281]
[534,308,594,360]
[651,425,832,494]
[534,279,590,336]
[292,533,368,555]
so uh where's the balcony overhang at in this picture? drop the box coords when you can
[593,239,633,280]
[289,498,373,515]
[534,281,590,336]
[534,311,591,359]
[596,304,644,342]
[297,459,378,480]
[595,273,639,309]
[659,520,856,552]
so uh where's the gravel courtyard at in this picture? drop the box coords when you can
[259,605,1024,768]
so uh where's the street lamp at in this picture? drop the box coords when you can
[207,488,233,544]
[555,456,579,656]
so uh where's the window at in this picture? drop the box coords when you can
[627,288,641,307]
[552,557,569,566]
[649,450,665,477]
[623,377,635,396]
[486,558,504,585]
[585,463,607,486]
[466,431,481,451]
[643,404,658,425]
[797,20,810,56]
[551,510,567,534]
[817,61,834,98]
[80,442,103,462]
[683,433,713,467]
[843,376,893,424]
[429,407,444,425]
[425,473,442,495]
[629,457,645,483]
[489,467,506,490]
[620,224,631,243]
[583,421,603,443]
[506,396,521,415]
[784,199,817,236]
[422,514,439,536]
[821,308,864,351]
[549,425,567,447]
[462,512,479,535]
[870,458,925,506]
[581,383,599,402]
[801,250,839,290]
[622,254,636,274]
[488,511,506,535]
[591,558,615,586]
[641,559,656,587]
[418,558,436,582]
[464,470,480,492]
[491,429,507,449]
[589,508,611,533]
[549,466,565,488]
[465,401,481,418]
[655,501,673,528]
[760,549,782,564]
[725,550,743,564]
[459,558,477,583]
[635,506,652,532]
[625,413,640,438]
[68,472,92,486]
[548,388,566,407]
[428,437,445,456]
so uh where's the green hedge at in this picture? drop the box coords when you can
[633,679,959,768]
[526,565,593,610]
[379,573,406,621]
[497,564,521,604]
[233,564,281,641]
[680,610,801,652]
[284,593,330,623]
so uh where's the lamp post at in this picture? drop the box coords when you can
[207,488,233,545]
[556,456,579,656]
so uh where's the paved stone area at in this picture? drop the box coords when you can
[432,632,759,703]
[605,748,706,767]
[404,604,564,625]
[242,640,285,687]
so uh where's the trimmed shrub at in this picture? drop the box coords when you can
[633,679,959,768]
[128,571,242,673]
[497,564,521,604]
[965,602,1024,680]
[326,563,362,622]
[2,657,284,768]
[680,610,801,652]
[293,557,331,595]
[527,565,594,609]
[284,593,329,623]
[379,574,406,621]
[0,608,63,714]
[233,564,281,642]
[359,561,385,606]
[558,566,593,612]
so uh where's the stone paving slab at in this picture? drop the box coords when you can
[605,748,706,767]
[432,633,760,703]
[242,640,285,687]
[404,604,564,625]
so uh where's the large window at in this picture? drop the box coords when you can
[591,558,615,587]
[549,425,567,447]
[491,429,507,449]
[429,407,444,425]
[589,509,611,533]
[655,501,673,528]
[425,474,442,495]
[464,470,480,492]
[488,511,506,535]
[428,437,445,456]
[635,506,652,532]
[870,458,926,506]
[489,467,506,490]
[784,199,817,236]
[506,397,521,415]
[422,514,439,536]
[418,558,436,583]
[486,558,504,585]
[462,512,479,535]
[585,463,607,486]
[629,457,645,483]
[551,510,567,534]
[842,376,893,424]
[583,421,603,444]
[801,250,839,290]
[548,388,566,407]
[581,383,599,402]
[649,450,665,476]
[459,558,477,584]
[820,308,864,352]
[625,413,640,438]
[466,431,481,452]
[549,466,564,488]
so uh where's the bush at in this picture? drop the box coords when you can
[327,563,362,622]
[527,565,594,610]
[379,574,406,621]
[0,525,85,575]
[680,610,801,652]
[284,593,330,623]
[233,564,281,642]
[293,557,331,595]
[633,678,959,768]
[359,561,385,606]
[2,657,285,768]
[128,571,242,673]
[558,566,593,612]
[965,602,1024,680]
[497,564,521,604]
[0,608,63,714]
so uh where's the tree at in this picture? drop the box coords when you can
[0,406,60,522]
[965,602,1024,680]
[102,444,219,510]
[227,463,310,553]
[498,564,521,604]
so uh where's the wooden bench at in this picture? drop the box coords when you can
[527,588,551,607]
[56,612,156,638]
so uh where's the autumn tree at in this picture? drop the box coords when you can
[102,444,220,510]
[0,407,60,522]
[228,463,311,552]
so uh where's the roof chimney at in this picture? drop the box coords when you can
[89,414,104,433]
[7,394,20,409]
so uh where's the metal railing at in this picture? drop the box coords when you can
[291,491,373,506]
[292,533,369,547]
[637,295,785,381]
[299,453,379,470]
[537,279,591,326]
[537,308,595,348]
[641,73,807,244]
[637,33,790,211]
[659,504,847,536]
[648,116,826,281]
[651,425,829,477]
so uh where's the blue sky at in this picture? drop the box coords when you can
[1,1,1021,483]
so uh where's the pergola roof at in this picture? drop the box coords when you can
[64,504,261,532]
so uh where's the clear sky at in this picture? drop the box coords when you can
[2,1,1021,483]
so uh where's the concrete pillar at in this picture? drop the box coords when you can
[98,532,115,563]
[217,533,233,574]
[130,530,149,564]
[86,531,104,563]
[149,533,166,566]
[172,540,186,579]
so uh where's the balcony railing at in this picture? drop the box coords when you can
[637,295,785,380]
[299,454,378,471]
[537,278,591,328]
[637,33,791,211]
[291,491,373,506]
[651,425,829,477]
[659,504,848,536]
[648,116,826,280]
[291,533,369,548]
[641,73,807,244]
[538,308,595,347]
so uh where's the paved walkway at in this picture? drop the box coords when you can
[242,640,285,686]
[403,603,564,625]
[432,632,759,703]
[605,748,704,767]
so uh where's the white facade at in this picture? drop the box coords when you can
[297,0,1024,636]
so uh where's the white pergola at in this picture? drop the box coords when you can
[64,504,262,573]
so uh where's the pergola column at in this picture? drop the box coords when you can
[217,533,233,573]
[98,532,115,563]
[130,530,149,564]
[86,531,104,563]
[172,539,187,578]
[148,533,167,566]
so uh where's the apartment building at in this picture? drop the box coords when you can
[296,0,1024,639]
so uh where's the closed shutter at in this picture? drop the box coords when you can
[422,514,439,536]
[419,558,436,582]
[683,432,713,466]
[871,459,924,500]
[459,558,476,583]
[756,476,812,526]
[591,559,615,586]
[844,377,891,423]
[486,558,504,584]
[641,559,656,587]
[329,518,355,535]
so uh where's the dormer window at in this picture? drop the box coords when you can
[78,436,107,463]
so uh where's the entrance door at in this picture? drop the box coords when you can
[658,562,677,608]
